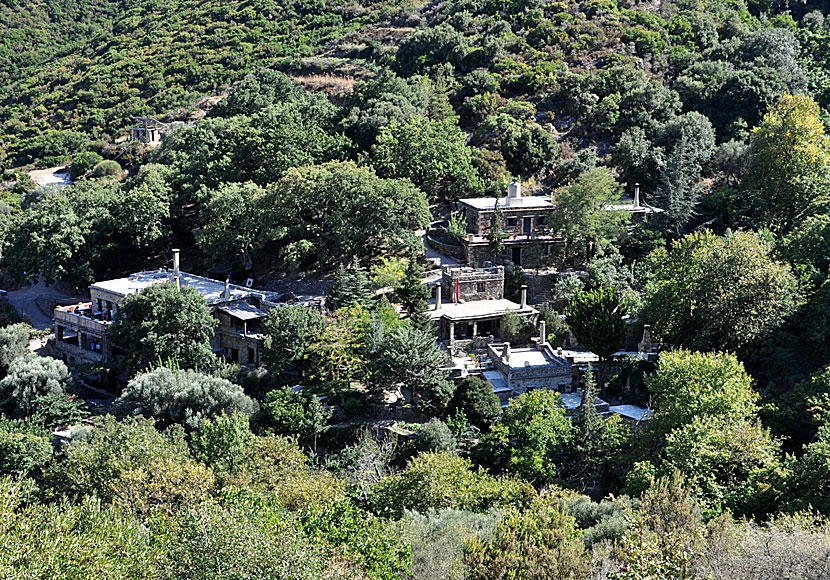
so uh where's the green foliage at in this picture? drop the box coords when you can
[3,178,168,285]
[373,117,484,199]
[259,387,331,451]
[46,415,214,514]
[261,305,327,375]
[478,389,575,485]
[399,508,500,580]
[0,323,29,373]
[643,230,800,352]
[90,160,122,179]
[327,258,373,311]
[0,353,73,417]
[487,202,507,258]
[0,417,52,476]
[500,123,558,177]
[414,418,456,453]
[463,494,588,580]
[0,477,164,579]
[647,350,759,437]
[109,282,217,376]
[209,69,301,118]
[746,94,830,233]
[261,161,430,266]
[551,167,629,262]
[159,493,361,580]
[369,325,454,410]
[450,376,502,429]
[567,286,633,362]
[70,151,103,180]
[193,181,265,263]
[112,367,258,430]
[368,451,536,520]
[395,257,430,316]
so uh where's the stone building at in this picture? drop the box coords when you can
[482,324,572,406]
[128,116,170,145]
[428,265,537,355]
[603,184,664,224]
[52,250,272,367]
[454,181,559,266]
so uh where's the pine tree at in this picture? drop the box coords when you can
[395,257,430,316]
[576,362,600,446]
[488,202,507,259]
[327,257,373,311]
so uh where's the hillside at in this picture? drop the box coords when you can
[3,0,829,170]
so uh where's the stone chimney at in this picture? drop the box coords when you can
[172,248,180,276]
[224,278,231,302]
[539,320,546,347]
[638,324,652,358]
[435,284,442,310]
[633,183,640,209]
[520,285,527,309]
[502,342,511,363]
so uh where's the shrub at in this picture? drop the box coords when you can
[0,354,73,417]
[113,367,258,430]
[449,377,502,429]
[90,160,122,178]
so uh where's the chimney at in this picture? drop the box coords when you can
[508,181,521,198]
[502,342,511,362]
[520,285,527,309]
[638,324,653,358]
[224,278,231,301]
[539,320,546,347]
[435,285,442,310]
[633,183,640,209]
[172,248,180,276]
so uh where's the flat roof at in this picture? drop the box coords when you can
[90,270,261,305]
[218,302,267,320]
[609,405,652,421]
[558,349,600,364]
[458,195,553,210]
[483,370,508,389]
[428,299,537,321]
[501,347,569,369]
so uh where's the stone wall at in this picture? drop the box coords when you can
[441,265,504,301]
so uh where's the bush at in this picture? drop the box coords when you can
[0,354,73,417]
[0,323,30,373]
[415,419,455,453]
[69,151,103,180]
[45,415,214,514]
[90,160,122,178]
[0,418,51,476]
[449,377,502,429]
[113,367,258,430]
[368,452,536,519]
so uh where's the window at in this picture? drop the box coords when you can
[506,218,518,226]
[477,282,485,293]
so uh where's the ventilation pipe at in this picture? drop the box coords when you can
[520,285,527,309]
[172,248,180,276]
[224,278,231,301]
[539,320,546,347]
[503,342,511,362]
[435,285,442,310]
[633,183,640,209]
[174,275,180,291]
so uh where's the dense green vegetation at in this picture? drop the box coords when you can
[5,0,830,577]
